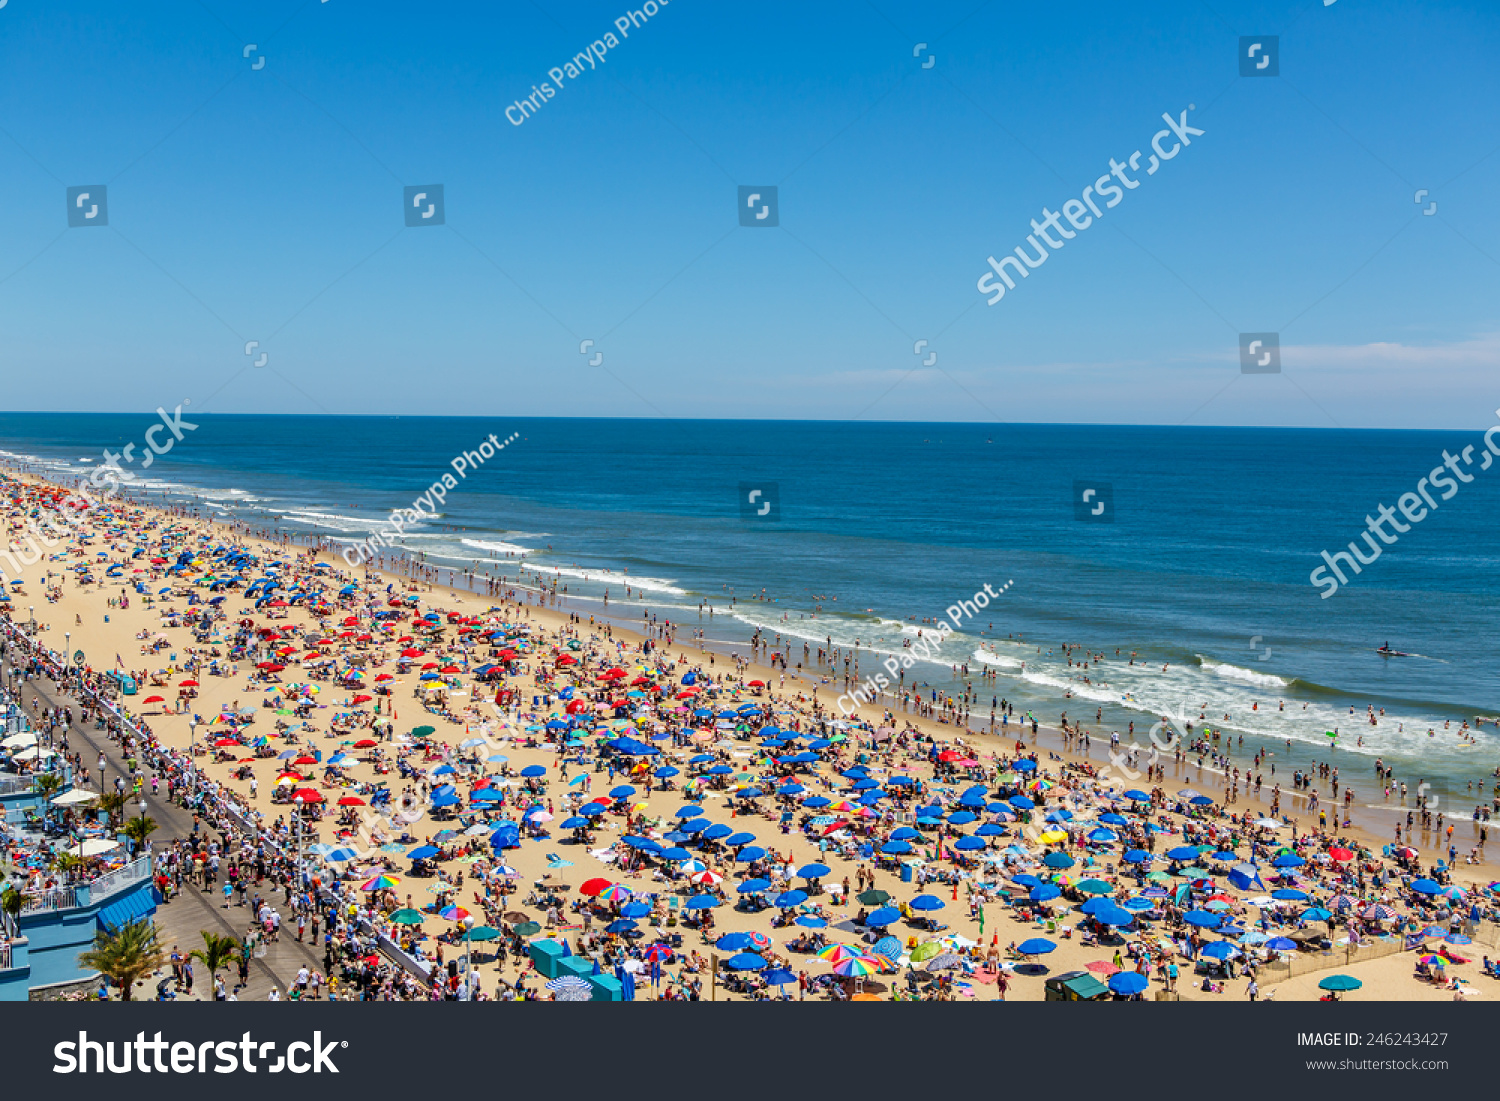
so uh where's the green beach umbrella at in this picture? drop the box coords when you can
[513,921,542,937]
[857,889,892,906]
[909,941,943,963]
[1318,974,1361,992]
[465,926,502,941]
[1076,879,1112,895]
[411,725,436,737]
[389,908,425,925]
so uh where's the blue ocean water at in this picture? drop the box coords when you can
[2,414,1497,804]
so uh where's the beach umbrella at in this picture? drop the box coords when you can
[360,874,400,891]
[1359,903,1397,921]
[1318,975,1361,993]
[723,952,767,971]
[1264,937,1299,951]
[909,894,945,912]
[797,863,831,879]
[1092,905,1135,927]
[580,878,613,897]
[1029,884,1061,903]
[924,953,963,972]
[1445,934,1473,946]
[1016,938,1057,956]
[1271,889,1308,902]
[1300,907,1333,922]
[1410,878,1442,895]
[857,889,892,906]
[1271,854,1305,869]
[1108,972,1149,995]
[1076,878,1111,895]
[619,901,653,918]
[605,919,639,935]
[407,845,440,860]
[685,895,720,910]
[774,890,808,909]
[737,878,772,894]
[388,908,425,925]
[546,975,593,1000]
[716,933,753,952]
[825,955,878,978]
[1183,910,1221,928]
[1199,941,1238,960]
[866,906,901,927]
[763,968,797,987]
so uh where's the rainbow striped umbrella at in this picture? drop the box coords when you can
[439,906,471,922]
[361,874,400,891]
[598,884,633,902]
[816,943,866,964]
[831,954,881,977]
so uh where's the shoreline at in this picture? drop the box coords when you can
[6,467,1490,880]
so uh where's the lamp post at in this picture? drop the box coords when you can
[462,914,476,1001]
[293,794,304,889]
[63,632,70,679]
[188,719,197,785]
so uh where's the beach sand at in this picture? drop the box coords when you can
[5,469,1495,1003]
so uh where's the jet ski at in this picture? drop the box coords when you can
[1375,647,1410,657]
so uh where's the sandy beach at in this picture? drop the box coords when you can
[4,467,1500,1003]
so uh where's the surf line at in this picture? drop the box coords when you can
[341,432,519,568]
[838,580,1012,716]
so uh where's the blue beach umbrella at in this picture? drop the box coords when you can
[1109,972,1149,995]
[909,894,945,911]
[1016,937,1056,955]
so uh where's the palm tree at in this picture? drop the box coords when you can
[34,772,64,799]
[97,791,127,827]
[54,852,85,884]
[189,930,239,988]
[1,885,24,923]
[78,919,166,1001]
[122,815,158,851]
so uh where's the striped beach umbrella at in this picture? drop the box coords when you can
[831,955,881,977]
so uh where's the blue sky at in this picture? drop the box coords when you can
[1,0,1497,427]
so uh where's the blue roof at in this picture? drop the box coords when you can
[97,887,156,932]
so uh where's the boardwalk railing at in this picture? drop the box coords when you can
[0,773,36,796]
[19,887,81,914]
[88,856,153,901]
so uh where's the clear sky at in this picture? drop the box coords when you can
[1,0,1497,427]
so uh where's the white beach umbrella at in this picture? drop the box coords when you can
[1,731,37,749]
[71,838,122,857]
[51,789,99,806]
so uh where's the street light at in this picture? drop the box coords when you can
[462,914,476,1001]
[293,794,304,889]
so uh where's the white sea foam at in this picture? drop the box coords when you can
[460,538,536,557]
[523,563,686,596]
[1198,659,1289,689]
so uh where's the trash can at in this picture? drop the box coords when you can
[900,863,913,884]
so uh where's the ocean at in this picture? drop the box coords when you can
[2,413,1497,815]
